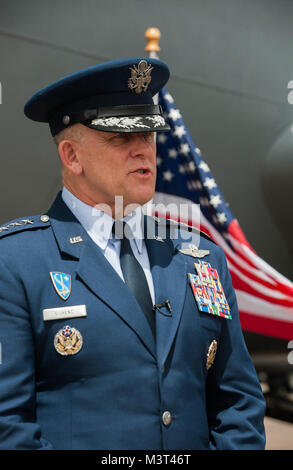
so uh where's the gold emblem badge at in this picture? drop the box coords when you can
[54,325,83,356]
[206,340,217,370]
[128,60,153,94]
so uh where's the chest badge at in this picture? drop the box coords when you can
[206,340,217,370]
[188,260,232,319]
[50,272,71,301]
[54,325,83,356]
[179,244,210,259]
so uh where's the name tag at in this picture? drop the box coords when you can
[43,304,87,321]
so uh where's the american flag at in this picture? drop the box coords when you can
[153,86,293,340]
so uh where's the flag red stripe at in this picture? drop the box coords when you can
[231,270,293,307]
[228,219,255,251]
[239,310,293,340]
[225,251,293,300]
[157,210,293,300]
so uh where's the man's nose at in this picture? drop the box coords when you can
[129,134,155,157]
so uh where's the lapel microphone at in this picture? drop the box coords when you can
[152,299,172,317]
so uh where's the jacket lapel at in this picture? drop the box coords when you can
[144,216,188,368]
[48,193,156,359]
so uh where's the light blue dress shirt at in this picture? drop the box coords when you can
[62,186,155,304]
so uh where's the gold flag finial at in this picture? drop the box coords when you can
[145,27,161,53]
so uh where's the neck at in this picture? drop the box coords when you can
[63,183,141,219]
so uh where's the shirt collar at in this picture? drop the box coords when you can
[62,187,144,253]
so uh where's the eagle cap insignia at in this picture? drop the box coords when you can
[54,325,83,356]
[128,60,153,94]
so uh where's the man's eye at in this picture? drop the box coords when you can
[142,132,155,141]
[109,132,154,144]
[109,134,128,143]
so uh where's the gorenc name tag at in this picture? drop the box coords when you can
[43,305,87,321]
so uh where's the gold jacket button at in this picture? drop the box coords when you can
[162,411,172,426]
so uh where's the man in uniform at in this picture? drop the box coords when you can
[0,57,266,449]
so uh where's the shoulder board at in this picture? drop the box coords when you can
[153,216,215,244]
[0,214,51,239]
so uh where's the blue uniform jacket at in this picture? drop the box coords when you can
[0,192,266,449]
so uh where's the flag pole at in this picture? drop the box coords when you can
[144,28,161,108]
[144,27,161,60]
[142,27,162,214]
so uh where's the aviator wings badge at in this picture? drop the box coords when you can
[179,244,210,259]
[50,272,72,301]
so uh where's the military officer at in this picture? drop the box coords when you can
[0,57,266,450]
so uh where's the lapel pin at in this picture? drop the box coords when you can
[70,236,83,244]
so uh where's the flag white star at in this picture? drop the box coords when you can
[157,133,168,144]
[187,181,194,191]
[173,126,186,138]
[163,170,174,182]
[168,148,178,159]
[210,195,222,208]
[199,161,210,172]
[217,212,227,224]
[164,93,174,103]
[188,161,196,172]
[203,177,217,189]
[178,164,185,174]
[195,147,201,155]
[179,143,190,155]
[168,108,182,121]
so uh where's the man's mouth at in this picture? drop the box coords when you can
[130,168,151,175]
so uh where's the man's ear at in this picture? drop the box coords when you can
[58,140,83,175]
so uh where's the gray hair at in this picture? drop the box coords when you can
[53,124,85,147]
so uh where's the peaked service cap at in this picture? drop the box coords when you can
[24,57,171,136]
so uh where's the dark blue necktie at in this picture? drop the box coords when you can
[113,221,155,338]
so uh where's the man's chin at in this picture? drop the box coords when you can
[123,192,155,214]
